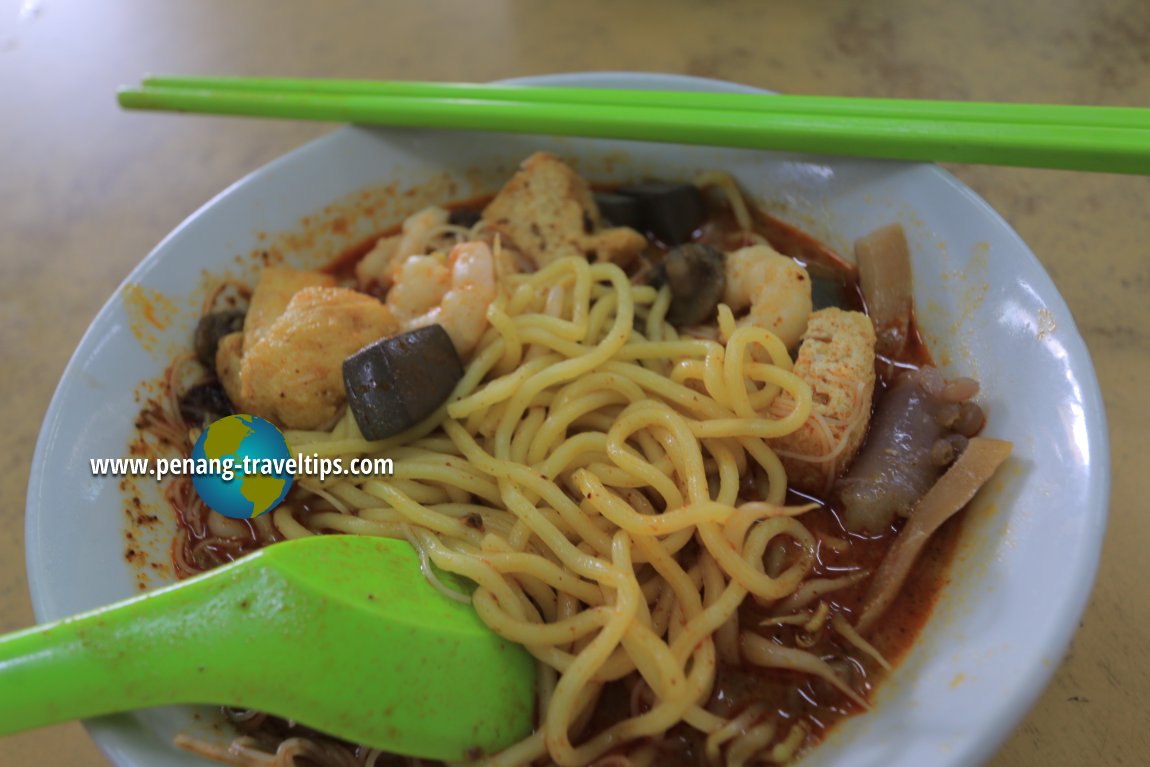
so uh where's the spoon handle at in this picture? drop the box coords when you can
[0,536,536,759]
[0,559,264,734]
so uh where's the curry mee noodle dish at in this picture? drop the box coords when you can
[136,152,1012,767]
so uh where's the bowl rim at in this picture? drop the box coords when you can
[25,70,1110,767]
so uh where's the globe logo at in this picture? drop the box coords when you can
[191,414,294,519]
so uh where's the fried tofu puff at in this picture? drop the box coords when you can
[482,152,647,267]
[220,286,399,430]
[768,307,877,494]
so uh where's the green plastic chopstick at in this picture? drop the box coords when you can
[0,535,535,761]
[116,77,1150,175]
[140,76,1150,129]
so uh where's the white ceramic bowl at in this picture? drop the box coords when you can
[26,73,1109,767]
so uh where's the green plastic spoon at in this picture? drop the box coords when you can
[0,535,535,761]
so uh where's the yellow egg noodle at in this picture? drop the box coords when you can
[254,256,821,767]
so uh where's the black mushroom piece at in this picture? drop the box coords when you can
[615,182,705,245]
[810,275,847,312]
[447,206,483,229]
[835,366,986,534]
[593,192,643,230]
[654,243,727,326]
[343,325,464,441]
[193,309,246,374]
[179,381,235,427]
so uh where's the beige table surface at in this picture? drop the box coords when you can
[2,1,1147,765]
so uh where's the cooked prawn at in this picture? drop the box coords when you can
[355,206,451,291]
[723,244,812,349]
[386,240,498,357]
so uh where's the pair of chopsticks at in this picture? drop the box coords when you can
[118,76,1150,175]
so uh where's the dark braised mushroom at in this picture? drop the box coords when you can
[616,182,705,245]
[447,207,483,229]
[193,309,246,373]
[593,192,643,230]
[179,381,235,427]
[343,325,464,441]
[811,275,847,311]
[657,243,726,326]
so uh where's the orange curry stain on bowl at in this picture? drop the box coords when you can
[122,283,178,352]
